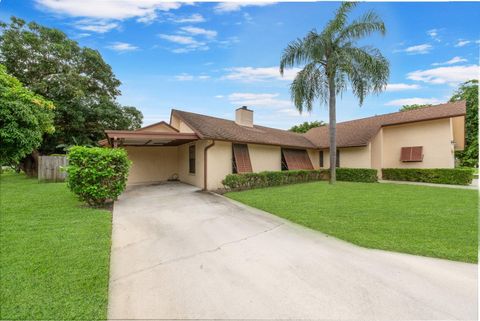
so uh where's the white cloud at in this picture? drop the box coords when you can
[403,44,432,54]
[175,73,194,81]
[385,83,420,92]
[385,98,442,107]
[180,26,217,39]
[159,34,201,45]
[215,95,224,98]
[214,2,276,13]
[227,92,292,109]
[455,39,471,47]
[432,56,467,66]
[426,29,441,42]
[174,73,210,81]
[107,42,138,52]
[407,65,479,85]
[159,34,208,52]
[171,13,205,23]
[74,19,119,33]
[223,66,301,82]
[35,0,181,20]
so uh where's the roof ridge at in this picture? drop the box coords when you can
[342,101,463,124]
[174,108,309,137]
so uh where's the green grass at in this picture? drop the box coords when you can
[226,181,478,263]
[0,172,112,320]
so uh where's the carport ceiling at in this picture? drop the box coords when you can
[104,130,198,147]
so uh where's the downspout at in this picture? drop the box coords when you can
[203,140,215,190]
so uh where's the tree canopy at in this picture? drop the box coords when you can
[0,17,143,153]
[399,104,432,111]
[450,79,478,167]
[289,120,326,133]
[280,2,389,183]
[0,64,54,166]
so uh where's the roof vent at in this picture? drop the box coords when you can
[235,106,253,127]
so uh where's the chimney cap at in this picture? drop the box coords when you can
[236,106,252,111]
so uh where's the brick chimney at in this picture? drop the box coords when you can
[235,106,253,127]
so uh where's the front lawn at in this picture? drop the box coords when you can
[0,172,112,320]
[226,181,477,263]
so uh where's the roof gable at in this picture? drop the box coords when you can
[171,109,317,149]
[136,121,178,133]
[304,101,466,148]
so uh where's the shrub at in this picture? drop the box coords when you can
[222,170,329,190]
[336,168,378,183]
[382,168,474,186]
[66,146,131,206]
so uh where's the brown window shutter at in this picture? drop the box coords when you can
[400,146,423,162]
[282,149,314,170]
[319,150,324,167]
[233,144,252,173]
[400,147,412,161]
[411,146,423,161]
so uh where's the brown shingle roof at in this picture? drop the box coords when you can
[304,101,466,148]
[172,109,317,149]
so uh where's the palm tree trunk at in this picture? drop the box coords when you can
[328,78,336,184]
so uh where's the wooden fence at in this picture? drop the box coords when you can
[38,155,68,182]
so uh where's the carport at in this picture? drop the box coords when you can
[102,130,198,186]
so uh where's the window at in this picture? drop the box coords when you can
[232,144,252,173]
[189,144,196,174]
[319,150,324,167]
[281,149,314,170]
[400,146,423,162]
[336,149,340,168]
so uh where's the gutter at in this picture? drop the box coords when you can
[203,140,215,190]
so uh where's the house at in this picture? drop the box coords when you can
[101,101,466,190]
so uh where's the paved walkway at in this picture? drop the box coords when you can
[379,179,478,190]
[108,183,477,320]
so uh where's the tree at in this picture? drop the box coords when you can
[0,17,142,153]
[0,64,54,167]
[399,104,431,111]
[450,79,478,167]
[280,2,389,183]
[289,120,326,133]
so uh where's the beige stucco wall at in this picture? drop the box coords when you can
[248,144,282,172]
[320,146,371,168]
[136,122,177,132]
[382,118,455,168]
[178,140,207,189]
[206,141,233,190]
[307,149,320,169]
[170,114,195,133]
[124,146,179,185]
[452,116,465,151]
[370,129,383,172]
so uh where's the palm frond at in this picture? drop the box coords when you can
[290,62,327,113]
[337,11,386,43]
[322,2,358,39]
[338,46,389,105]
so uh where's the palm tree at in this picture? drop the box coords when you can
[280,2,389,184]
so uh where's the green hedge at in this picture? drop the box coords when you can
[222,168,378,190]
[336,168,378,183]
[382,168,474,185]
[67,146,131,206]
[222,170,329,190]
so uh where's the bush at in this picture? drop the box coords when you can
[66,146,131,206]
[382,168,474,186]
[222,170,329,190]
[336,168,378,183]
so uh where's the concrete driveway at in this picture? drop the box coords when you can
[108,183,477,320]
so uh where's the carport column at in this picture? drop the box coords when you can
[203,140,215,190]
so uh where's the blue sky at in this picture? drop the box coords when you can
[1,1,479,129]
